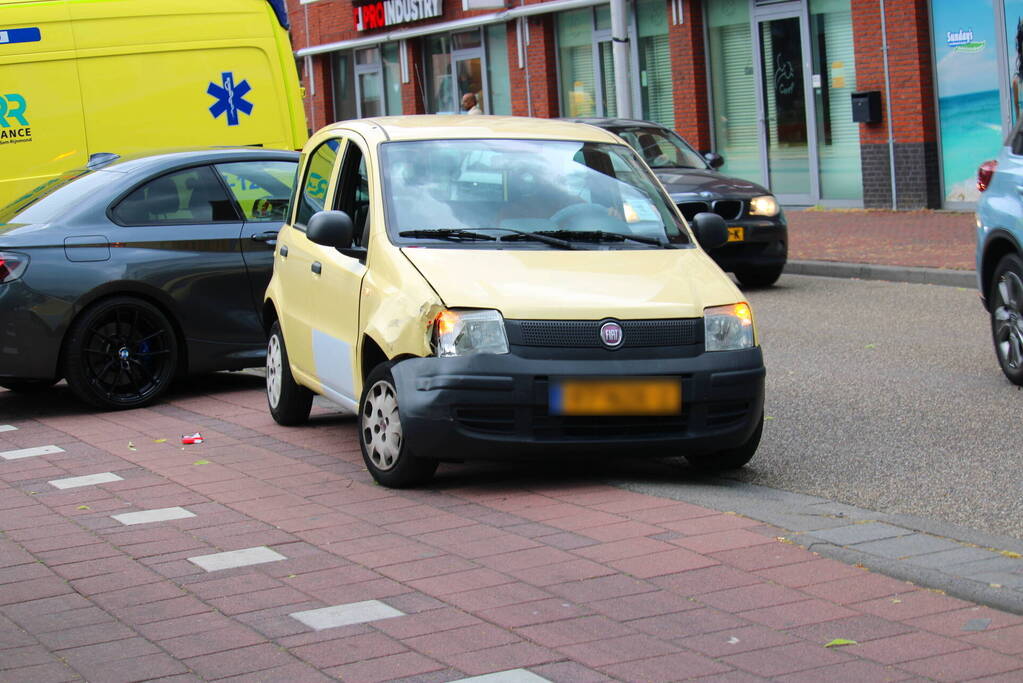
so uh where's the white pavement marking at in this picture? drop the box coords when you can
[450,672,552,683]
[0,445,64,460]
[49,472,123,490]
[0,425,17,432]
[188,546,286,572]
[290,600,405,631]
[112,507,195,525]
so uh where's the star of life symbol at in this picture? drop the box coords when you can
[207,72,253,126]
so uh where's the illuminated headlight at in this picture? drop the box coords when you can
[749,195,779,217]
[704,303,756,351]
[432,309,509,357]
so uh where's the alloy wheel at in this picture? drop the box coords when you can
[994,270,1023,370]
[80,305,173,405]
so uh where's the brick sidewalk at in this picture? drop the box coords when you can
[3,378,1023,682]
[786,210,975,271]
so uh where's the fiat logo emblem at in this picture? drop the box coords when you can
[600,321,624,348]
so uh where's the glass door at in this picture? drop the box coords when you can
[754,11,818,202]
[452,30,487,114]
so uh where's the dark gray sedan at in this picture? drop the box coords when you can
[569,118,788,287]
[0,148,298,409]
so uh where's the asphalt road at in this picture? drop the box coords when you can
[732,273,1023,540]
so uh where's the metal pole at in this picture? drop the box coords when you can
[610,0,632,118]
[880,0,898,209]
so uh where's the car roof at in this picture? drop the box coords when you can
[563,118,670,131]
[317,115,625,145]
[90,147,300,175]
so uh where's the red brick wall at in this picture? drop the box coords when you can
[852,0,937,145]
[669,0,711,150]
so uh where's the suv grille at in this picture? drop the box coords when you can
[507,319,701,348]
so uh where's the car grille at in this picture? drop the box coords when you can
[677,200,744,221]
[506,319,701,348]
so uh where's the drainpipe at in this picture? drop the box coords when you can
[880,0,898,209]
[610,0,632,118]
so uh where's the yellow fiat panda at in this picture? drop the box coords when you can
[264,116,765,488]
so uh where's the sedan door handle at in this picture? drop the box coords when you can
[279,245,288,258]
[311,262,322,275]
[251,230,279,243]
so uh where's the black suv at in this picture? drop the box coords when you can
[570,118,788,287]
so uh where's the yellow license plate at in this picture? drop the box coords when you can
[727,227,745,242]
[551,377,682,416]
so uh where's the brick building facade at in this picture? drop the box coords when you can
[286,0,1022,210]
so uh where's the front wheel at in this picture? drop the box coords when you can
[685,414,763,471]
[266,322,313,425]
[359,361,437,488]
[64,297,178,410]
[735,263,784,288]
[990,254,1023,386]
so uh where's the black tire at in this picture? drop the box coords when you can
[989,253,1023,385]
[735,263,784,288]
[359,361,437,488]
[0,378,58,393]
[64,297,178,410]
[266,321,313,425]
[685,414,763,471]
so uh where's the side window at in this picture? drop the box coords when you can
[333,144,371,247]
[215,160,297,222]
[112,166,236,225]
[295,139,341,228]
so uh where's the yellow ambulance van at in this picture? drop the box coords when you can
[0,0,306,205]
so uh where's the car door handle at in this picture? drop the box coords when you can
[279,245,288,258]
[311,262,321,275]
[252,230,279,244]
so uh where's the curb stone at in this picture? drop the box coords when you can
[784,260,977,288]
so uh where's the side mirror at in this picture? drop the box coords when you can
[307,210,354,250]
[704,152,725,169]
[691,212,728,250]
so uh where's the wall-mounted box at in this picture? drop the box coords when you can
[851,91,882,124]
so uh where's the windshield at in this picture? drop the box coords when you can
[612,127,708,170]
[380,139,690,248]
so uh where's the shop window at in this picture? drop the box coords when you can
[486,25,511,115]
[558,9,598,118]
[332,53,357,122]
[332,46,403,120]
[424,29,504,115]
[706,0,762,184]
[636,0,673,129]
[425,34,455,113]
[810,0,862,201]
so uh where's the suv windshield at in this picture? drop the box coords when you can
[612,126,708,170]
[380,138,690,248]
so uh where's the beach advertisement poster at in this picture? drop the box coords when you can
[932,0,1002,203]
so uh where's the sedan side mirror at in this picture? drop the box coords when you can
[704,152,725,169]
[691,212,728,250]
[307,210,354,250]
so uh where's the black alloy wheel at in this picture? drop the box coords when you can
[990,253,1023,385]
[64,297,179,409]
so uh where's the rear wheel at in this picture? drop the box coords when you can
[990,254,1023,385]
[64,297,178,410]
[735,263,784,288]
[359,361,437,488]
[685,414,763,471]
[266,322,313,425]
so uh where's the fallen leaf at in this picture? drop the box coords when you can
[890,599,902,604]
[154,438,167,444]
[193,459,211,466]
[77,505,90,510]
[765,415,775,420]
[999,551,1021,559]
[990,583,1003,588]
[865,344,876,349]
[824,638,857,648]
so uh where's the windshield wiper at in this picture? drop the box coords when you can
[398,229,496,242]
[510,230,680,249]
[398,227,577,250]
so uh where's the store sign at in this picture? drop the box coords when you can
[354,0,442,31]
[946,28,986,52]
